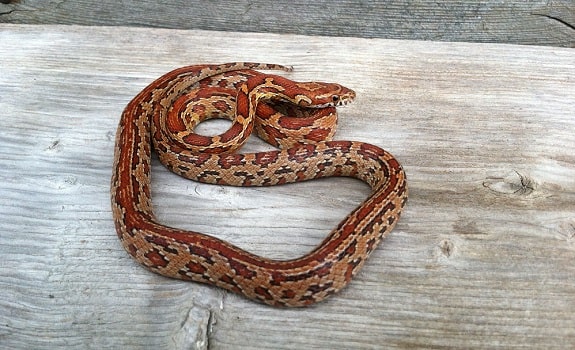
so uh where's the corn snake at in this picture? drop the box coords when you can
[111,62,407,307]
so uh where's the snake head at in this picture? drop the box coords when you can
[293,81,356,108]
[247,75,356,108]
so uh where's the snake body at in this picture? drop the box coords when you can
[111,63,407,307]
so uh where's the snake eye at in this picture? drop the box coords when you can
[332,95,340,103]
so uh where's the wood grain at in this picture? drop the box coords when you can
[0,24,574,349]
[0,0,574,47]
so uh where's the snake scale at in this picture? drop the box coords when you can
[111,62,407,307]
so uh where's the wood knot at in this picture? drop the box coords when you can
[482,170,536,196]
[438,239,454,258]
[558,220,575,242]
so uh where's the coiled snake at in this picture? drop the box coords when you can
[111,62,407,307]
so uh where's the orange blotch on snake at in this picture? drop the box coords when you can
[145,249,169,268]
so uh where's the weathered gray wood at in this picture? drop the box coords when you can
[0,0,574,47]
[1,24,575,349]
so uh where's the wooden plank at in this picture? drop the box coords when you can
[0,24,574,349]
[0,0,574,47]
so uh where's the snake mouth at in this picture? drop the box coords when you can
[273,97,354,109]
[337,99,354,107]
[313,99,354,108]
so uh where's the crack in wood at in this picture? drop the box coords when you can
[531,13,575,31]
[0,0,18,15]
